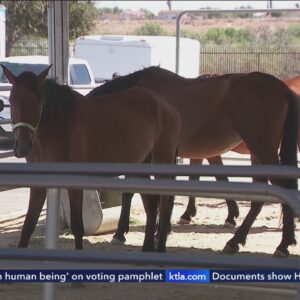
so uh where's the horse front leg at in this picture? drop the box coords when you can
[208,155,239,227]
[141,194,159,252]
[68,189,84,250]
[18,187,47,247]
[112,192,134,244]
[156,195,174,252]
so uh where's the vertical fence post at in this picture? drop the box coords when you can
[43,188,61,300]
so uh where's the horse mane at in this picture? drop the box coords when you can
[87,66,182,97]
[198,73,219,80]
[41,79,77,122]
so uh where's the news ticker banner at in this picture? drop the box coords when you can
[0,270,299,283]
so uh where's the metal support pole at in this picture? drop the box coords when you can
[47,0,69,84]
[44,1,69,298]
[47,8,70,295]
[43,188,61,300]
[44,188,61,249]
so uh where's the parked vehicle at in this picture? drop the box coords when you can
[0,5,5,58]
[0,55,97,98]
[0,96,13,150]
[74,35,200,82]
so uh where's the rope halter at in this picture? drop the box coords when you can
[12,122,37,134]
[12,104,43,135]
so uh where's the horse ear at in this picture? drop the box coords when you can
[1,64,16,85]
[37,64,52,86]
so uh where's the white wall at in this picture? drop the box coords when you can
[0,5,6,58]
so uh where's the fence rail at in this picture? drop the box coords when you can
[0,162,299,299]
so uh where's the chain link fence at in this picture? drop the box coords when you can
[10,40,300,79]
[200,45,300,79]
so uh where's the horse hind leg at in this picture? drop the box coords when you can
[224,89,298,256]
[113,154,153,245]
[179,196,197,224]
[208,155,239,227]
[274,204,296,257]
[18,188,47,247]
[223,133,294,255]
[141,194,159,252]
[223,155,267,254]
[151,149,177,253]
[111,192,134,244]
[179,158,202,224]
[68,189,84,250]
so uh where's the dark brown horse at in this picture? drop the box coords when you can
[180,75,300,226]
[88,66,298,257]
[1,64,181,252]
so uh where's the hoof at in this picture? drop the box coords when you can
[178,218,191,224]
[142,246,155,252]
[273,249,289,258]
[224,221,235,228]
[222,243,239,254]
[111,236,126,245]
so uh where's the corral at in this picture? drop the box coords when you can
[0,3,300,300]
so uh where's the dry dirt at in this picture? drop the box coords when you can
[0,193,299,300]
[91,17,300,36]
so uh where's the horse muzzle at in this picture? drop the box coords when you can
[12,123,36,158]
[14,137,33,158]
[14,139,32,158]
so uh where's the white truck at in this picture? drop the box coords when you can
[0,55,97,99]
[74,35,200,82]
[0,5,5,58]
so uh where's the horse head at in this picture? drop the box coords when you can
[1,64,51,157]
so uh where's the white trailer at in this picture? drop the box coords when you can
[0,5,6,58]
[74,35,200,82]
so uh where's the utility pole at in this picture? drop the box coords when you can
[267,0,273,9]
[167,1,172,11]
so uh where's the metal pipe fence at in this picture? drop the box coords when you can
[0,163,299,299]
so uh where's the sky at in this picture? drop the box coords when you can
[95,1,300,14]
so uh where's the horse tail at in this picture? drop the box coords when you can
[279,90,298,190]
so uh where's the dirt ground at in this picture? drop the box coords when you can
[0,193,299,300]
[91,17,300,36]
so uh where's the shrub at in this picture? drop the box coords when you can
[133,23,167,36]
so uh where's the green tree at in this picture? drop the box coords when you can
[0,0,98,56]
[1,1,47,56]
[69,1,98,40]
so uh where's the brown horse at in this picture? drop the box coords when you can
[180,75,300,226]
[1,64,181,252]
[88,66,298,257]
